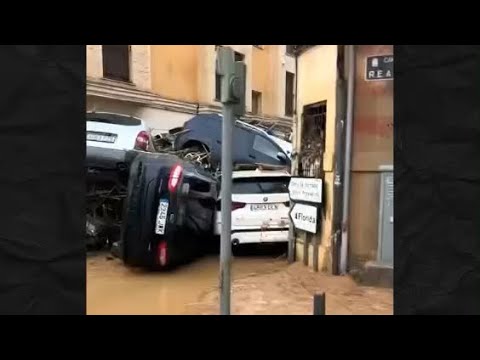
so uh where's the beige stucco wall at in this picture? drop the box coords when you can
[86,45,102,78]
[150,45,199,103]
[87,45,293,123]
[252,45,280,116]
[294,45,338,272]
[296,45,337,172]
[349,45,394,269]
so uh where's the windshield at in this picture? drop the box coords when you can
[86,113,141,126]
[232,177,290,194]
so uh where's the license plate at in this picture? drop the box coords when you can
[251,204,279,211]
[87,132,116,143]
[155,200,169,235]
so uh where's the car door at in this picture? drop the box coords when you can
[232,126,255,165]
[250,134,285,166]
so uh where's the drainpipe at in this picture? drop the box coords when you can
[339,45,355,274]
[331,45,347,275]
[287,47,299,264]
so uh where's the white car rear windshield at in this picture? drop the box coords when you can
[86,114,141,126]
[232,177,289,194]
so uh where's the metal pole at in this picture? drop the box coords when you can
[288,51,299,264]
[287,209,295,263]
[220,104,234,315]
[313,293,326,315]
[340,45,355,275]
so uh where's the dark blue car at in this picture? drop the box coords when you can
[173,113,292,169]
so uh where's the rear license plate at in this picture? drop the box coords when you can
[155,200,169,235]
[251,204,279,211]
[87,132,116,143]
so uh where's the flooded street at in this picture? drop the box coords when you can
[87,245,393,315]
[87,247,287,315]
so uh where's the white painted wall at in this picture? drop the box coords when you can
[86,96,193,136]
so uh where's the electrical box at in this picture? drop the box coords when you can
[377,165,393,266]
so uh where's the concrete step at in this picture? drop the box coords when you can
[351,261,393,288]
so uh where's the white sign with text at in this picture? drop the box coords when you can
[290,203,318,234]
[288,177,323,204]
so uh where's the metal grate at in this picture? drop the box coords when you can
[297,102,327,178]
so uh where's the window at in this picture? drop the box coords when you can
[86,113,141,126]
[298,101,327,177]
[185,177,211,193]
[234,51,244,62]
[232,177,290,194]
[286,45,295,55]
[102,45,130,82]
[252,91,262,115]
[285,71,295,116]
[253,135,280,160]
[215,73,222,101]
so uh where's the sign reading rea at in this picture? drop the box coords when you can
[365,55,393,81]
[288,177,323,204]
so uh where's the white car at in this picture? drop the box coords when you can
[215,167,291,246]
[86,112,153,152]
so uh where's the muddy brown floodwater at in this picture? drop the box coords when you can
[87,248,393,315]
[87,251,286,315]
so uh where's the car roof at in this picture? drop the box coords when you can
[187,113,267,136]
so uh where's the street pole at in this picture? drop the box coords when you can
[220,103,234,315]
[217,47,246,315]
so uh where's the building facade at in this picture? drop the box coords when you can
[292,45,393,284]
[86,45,296,135]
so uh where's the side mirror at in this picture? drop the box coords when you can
[277,152,287,163]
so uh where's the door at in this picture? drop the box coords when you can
[232,126,255,165]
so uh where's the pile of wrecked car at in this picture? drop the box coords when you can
[86,111,292,270]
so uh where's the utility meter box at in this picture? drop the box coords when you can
[377,165,393,266]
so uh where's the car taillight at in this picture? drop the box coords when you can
[168,164,183,193]
[232,202,246,211]
[216,201,246,211]
[135,131,149,151]
[157,241,167,266]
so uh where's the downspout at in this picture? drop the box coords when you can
[287,47,299,264]
[339,45,355,274]
[331,45,347,275]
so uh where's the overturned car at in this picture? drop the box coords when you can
[122,152,217,269]
[86,144,219,267]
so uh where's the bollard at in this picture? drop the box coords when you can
[313,293,326,315]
